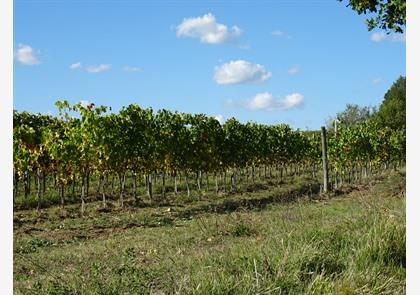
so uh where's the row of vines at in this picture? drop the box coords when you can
[13,101,405,213]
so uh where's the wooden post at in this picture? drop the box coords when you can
[321,126,329,192]
[334,120,338,188]
[334,119,338,134]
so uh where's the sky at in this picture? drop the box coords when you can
[13,0,406,130]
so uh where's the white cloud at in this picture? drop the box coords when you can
[271,30,284,36]
[214,60,272,85]
[246,92,276,110]
[281,93,304,109]
[287,65,300,75]
[70,62,82,70]
[370,32,405,43]
[123,66,142,72]
[244,92,304,111]
[176,13,241,44]
[14,44,40,65]
[214,114,224,123]
[372,78,382,85]
[86,64,111,73]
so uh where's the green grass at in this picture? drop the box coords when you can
[13,170,405,294]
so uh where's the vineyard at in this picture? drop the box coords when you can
[13,100,406,213]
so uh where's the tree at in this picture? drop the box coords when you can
[374,76,406,130]
[339,0,406,33]
[328,103,376,129]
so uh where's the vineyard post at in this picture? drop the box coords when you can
[334,119,338,188]
[321,126,329,192]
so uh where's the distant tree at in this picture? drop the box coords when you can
[339,0,406,33]
[374,76,406,130]
[328,103,376,129]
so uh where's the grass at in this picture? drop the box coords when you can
[13,170,405,294]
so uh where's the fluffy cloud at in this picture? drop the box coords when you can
[244,92,304,111]
[287,65,300,75]
[86,64,111,73]
[370,32,405,42]
[246,92,275,110]
[176,13,241,44]
[14,44,40,65]
[214,60,272,85]
[123,66,142,72]
[281,93,304,109]
[70,62,82,70]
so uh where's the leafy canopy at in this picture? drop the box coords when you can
[374,76,406,130]
[339,0,406,33]
[328,103,376,129]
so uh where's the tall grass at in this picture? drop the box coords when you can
[14,171,405,294]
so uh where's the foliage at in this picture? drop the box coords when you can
[339,0,406,33]
[374,76,406,131]
[13,100,405,210]
[328,103,376,129]
[328,120,405,175]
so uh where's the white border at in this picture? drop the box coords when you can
[0,0,13,293]
[3,1,415,294]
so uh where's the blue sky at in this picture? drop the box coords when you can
[14,0,405,130]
